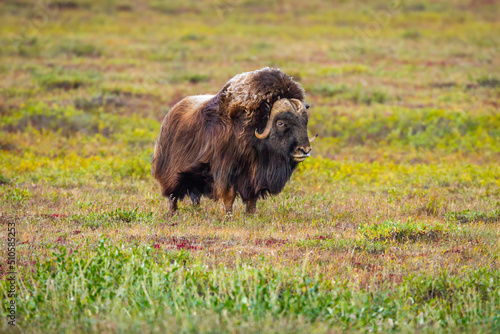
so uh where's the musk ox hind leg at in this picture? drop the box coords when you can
[188,190,201,206]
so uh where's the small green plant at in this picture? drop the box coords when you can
[359,220,448,242]
[0,173,11,185]
[2,103,112,137]
[55,41,102,57]
[416,195,442,216]
[446,209,500,224]
[477,76,500,88]
[180,33,204,42]
[405,3,426,11]
[309,84,346,97]
[4,187,31,204]
[345,88,390,105]
[110,207,138,223]
[73,94,124,111]
[402,29,421,39]
[71,208,153,227]
[297,236,386,254]
[149,0,197,14]
[167,73,211,84]
[33,68,102,90]
[16,37,41,57]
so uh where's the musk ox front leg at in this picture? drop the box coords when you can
[167,194,178,218]
[245,197,258,215]
[221,187,236,216]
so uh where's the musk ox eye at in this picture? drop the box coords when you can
[276,121,285,127]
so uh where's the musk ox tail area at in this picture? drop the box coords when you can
[152,95,215,201]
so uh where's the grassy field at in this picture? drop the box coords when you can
[1,0,499,332]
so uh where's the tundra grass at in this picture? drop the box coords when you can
[1,0,499,333]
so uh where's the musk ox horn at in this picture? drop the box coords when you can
[289,98,307,114]
[255,99,293,140]
[309,134,319,142]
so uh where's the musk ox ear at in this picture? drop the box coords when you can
[289,98,307,113]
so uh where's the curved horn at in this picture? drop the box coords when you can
[255,99,292,140]
[289,98,306,113]
[309,134,319,142]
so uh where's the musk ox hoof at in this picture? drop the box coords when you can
[189,192,201,206]
[165,211,177,219]
[221,211,233,222]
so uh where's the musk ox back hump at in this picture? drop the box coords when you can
[219,67,305,120]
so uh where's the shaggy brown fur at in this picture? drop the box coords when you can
[152,67,311,216]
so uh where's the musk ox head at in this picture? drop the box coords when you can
[219,67,317,162]
[255,98,314,162]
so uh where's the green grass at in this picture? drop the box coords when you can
[10,240,500,333]
[1,0,499,333]
[33,68,102,91]
[359,219,450,242]
[446,209,500,224]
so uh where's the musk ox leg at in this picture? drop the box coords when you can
[167,194,178,218]
[245,198,258,215]
[189,191,201,206]
[221,187,236,216]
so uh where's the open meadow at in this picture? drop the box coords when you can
[0,0,499,332]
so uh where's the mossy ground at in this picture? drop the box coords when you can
[1,0,499,333]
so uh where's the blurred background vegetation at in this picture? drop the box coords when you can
[1,0,499,170]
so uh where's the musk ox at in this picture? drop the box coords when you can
[152,67,316,216]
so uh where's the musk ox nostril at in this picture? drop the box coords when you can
[298,146,312,155]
